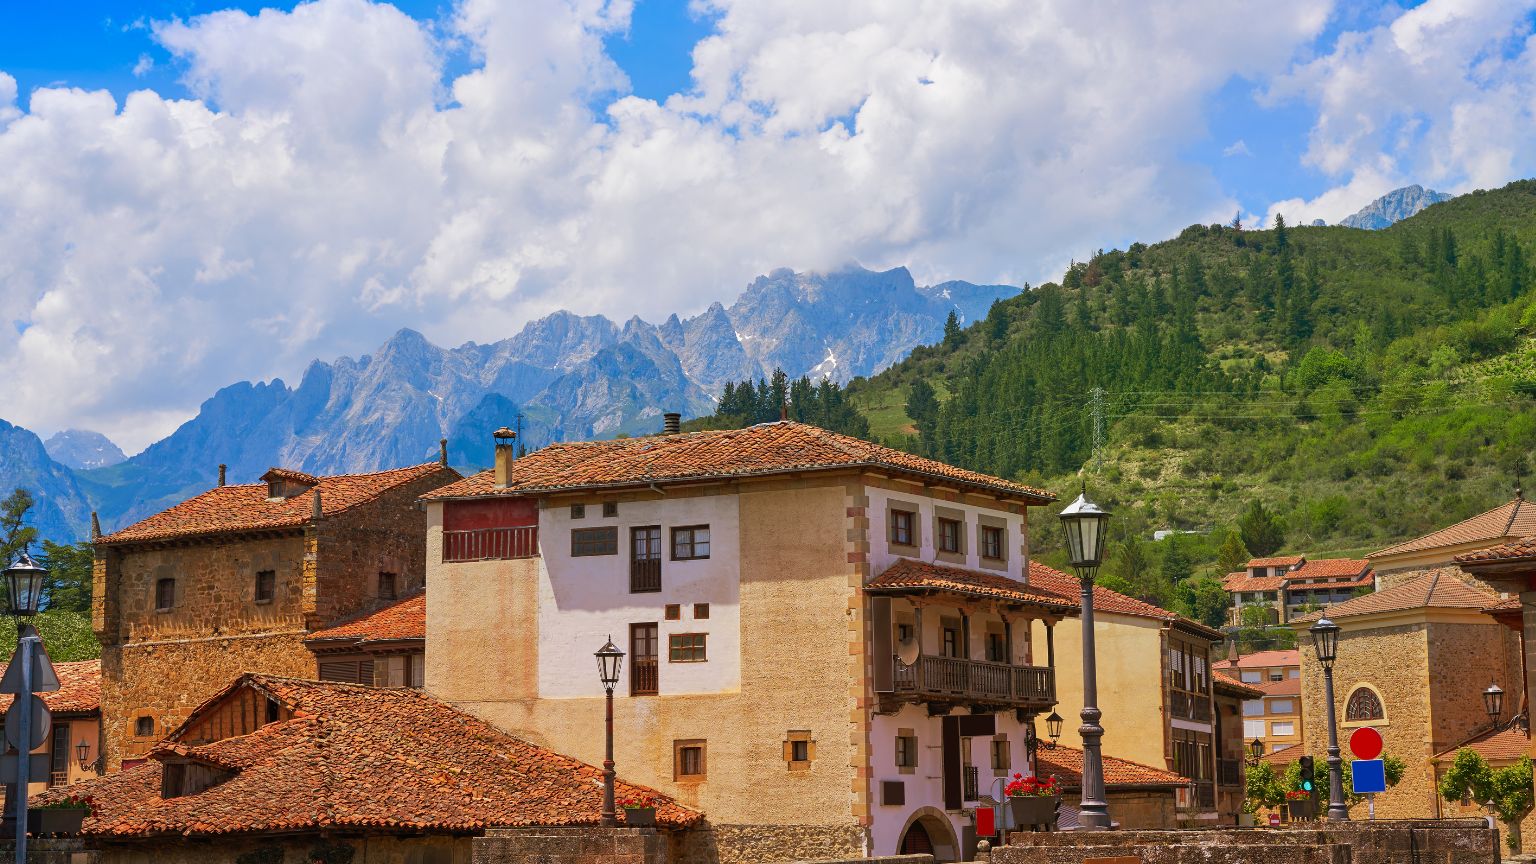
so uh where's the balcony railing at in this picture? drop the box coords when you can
[631,658,658,696]
[631,558,662,593]
[891,655,1055,708]
[1218,758,1241,786]
[443,526,539,562]
[963,765,980,802]
[1170,690,1212,723]
[1195,781,1216,809]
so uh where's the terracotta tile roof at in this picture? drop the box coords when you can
[422,421,1053,504]
[1247,556,1305,568]
[1222,572,1287,592]
[40,675,699,838]
[99,463,457,546]
[1214,649,1300,670]
[0,660,100,716]
[865,559,1077,611]
[1252,677,1301,698]
[1025,562,1173,621]
[1372,498,1536,559]
[1261,742,1304,766]
[1432,723,1531,763]
[1457,535,1536,565]
[1484,596,1522,612]
[1291,568,1497,624]
[305,592,425,646]
[1214,676,1266,699]
[261,467,320,487]
[1287,572,1376,591]
[1035,745,1188,789]
[1291,558,1372,580]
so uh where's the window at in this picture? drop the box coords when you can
[694,603,709,619]
[896,623,914,644]
[571,526,618,556]
[254,570,275,604]
[784,730,814,770]
[672,526,711,560]
[941,619,963,659]
[1169,645,1186,690]
[981,525,1004,560]
[135,716,155,737]
[1345,687,1384,722]
[155,578,175,612]
[791,740,810,761]
[890,510,915,546]
[991,737,1011,771]
[630,624,658,696]
[603,501,618,517]
[374,655,421,688]
[378,571,397,601]
[669,633,707,662]
[1270,721,1295,736]
[894,732,918,769]
[937,518,961,553]
[1240,670,1262,684]
[674,740,706,779]
[1242,700,1265,717]
[1269,672,1283,682]
[985,631,1008,663]
[571,503,586,519]
[631,526,663,592]
[1243,719,1265,738]
[265,698,281,724]
[1288,669,1300,679]
[665,604,681,621]
[50,724,69,786]
[1268,699,1294,715]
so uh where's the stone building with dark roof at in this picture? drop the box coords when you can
[94,459,459,769]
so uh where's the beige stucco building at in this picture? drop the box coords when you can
[422,420,1087,862]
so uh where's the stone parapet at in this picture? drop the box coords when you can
[996,821,1496,864]
[473,826,670,864]
[674,823,869,864]
[0,838,98,863]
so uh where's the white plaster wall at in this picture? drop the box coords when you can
[869,705,1038,856]
[866,487,1027,580]
[537,493,742,698]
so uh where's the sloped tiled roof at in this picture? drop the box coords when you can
[0,660,100,715]
[1484,596,1522,613]
[1025,562,1181,622]
[1261,742,1304,766]
[1247,556,1305,568]
[1222,572,1287,592]
[1291,558,1371,580]
[866,560,1076,611]
[1215,649,1300,670]
[305,592,426,646]
[1457,536,1536,565]
[1432,723,1531,763]
[1292,568,1497,624]
[99,463,457,546]
[1371,498,1536,558]
[1214,676,1266,700]
[1252,677,1301,698]
[1035,745,1188,789]
[39,675,699,838]
[423,421,1053,504]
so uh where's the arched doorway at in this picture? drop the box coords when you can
[896,809,960,862]
[900,821,933,855]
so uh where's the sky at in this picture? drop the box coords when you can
[3,0,1536,452]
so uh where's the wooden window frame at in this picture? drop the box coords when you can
[134,716,155,738]
[936,517,962,554]
[784,730,814,772]
[378,571,398,601]
[889,509,916,548]
[254,570,275,605]
[990,736,1011,774]
[570,503,586,519]
[630,623,659,696]
[671,525,711,560]
[664,604,681,621]
[674,739,706,780]
[894,730,917,773]
[602,501,619,518]
[571,526,619,557]
[668,633,707,662]
[154,578,175,613]
[980,524,1005,562]
[693,603,709,620]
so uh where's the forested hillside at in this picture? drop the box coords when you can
[692,180,1536,628]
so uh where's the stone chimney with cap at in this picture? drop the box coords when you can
[218,464,227,487]
[663,412,681,434]
[493,427,517,488]
[439,438,448,467]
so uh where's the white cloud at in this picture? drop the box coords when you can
[12,0,1494,453]
[1223,139,1252,157]
[132,53,154,77]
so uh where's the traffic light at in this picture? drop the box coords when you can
[1299,756,1315,793]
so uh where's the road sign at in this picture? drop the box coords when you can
[0,634,58,695]
[1268,813,1281,826]
[1352,758,1387,794]
[1349,726,1383,760]
[0,753,51,785]
[3,694,49,752]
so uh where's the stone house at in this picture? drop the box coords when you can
[35,674,698,864]
[1214,648,1302,757]
[305,590,425,686]
[1025,567,1244,826]
[1032,745,1189,830]
[0,659,102,805]
[1292,569,1520,819]
[92,459,460,769]
[421,419,1077,863]
[1222,557,1374,626]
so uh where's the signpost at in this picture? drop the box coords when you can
[1348,727,1387,820]
[1,626,59,862]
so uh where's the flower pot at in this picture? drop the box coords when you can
[622,807,656,828]
[1286,800,1314,822]
[1009,795,1059,830]
[28,808,87,837]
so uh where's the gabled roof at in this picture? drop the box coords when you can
[865,560,1076,612]
[1251,677,1301,698]
[1026,562,1222,639]
[1247,556,1305,569]
[1291,558,1371,580]
[422,421,1054,504]
[1215,649,1299,670]
[99,463,458,546]
[0,660,99,716]
[305,592,426,646]
[1214,676,1266,700]
[39,675,698,838]
[1291,568,1497,624]
[1371,497,1536,559]
[1431,722,1531,764]
[1261,742,1304,766]
[1035,745,1188,790]
[1222,572,1287,592]
[1457,535,1536,566]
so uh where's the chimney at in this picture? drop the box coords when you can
[1226,634,1240,665]
[218,464,227,487]
[439,438,448,467]
[90,511,101,540]
[493,427,517,487]
[311,488,323,523]
[663,412,681,434]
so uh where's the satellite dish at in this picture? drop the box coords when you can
[896,629,920,665]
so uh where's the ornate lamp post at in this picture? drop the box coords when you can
[1058,488,1112,830]
[1309,617,1348,822]
[594,637,625,828]
[75,739,92,773]
[1484,681,1504,724]
[1044,711,1063,750]
[4,550,48,863]
[1247,737,1265,766]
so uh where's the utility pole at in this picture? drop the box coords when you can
[1090,386,1106,474]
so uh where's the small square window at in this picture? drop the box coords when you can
[991,738,1011,771]
[784,730,814,770]
[603,501,618,518]
[669,633,707,662]
[791,740,809,761]
[135,716,155,738]
[254,570,275,604]
[890,510,915,546]
[694,603,709,619]
[675,740,706,779]
[571,503,586,519]
[378,572,397,601]
[672,526,711,560]
[665,604,681,621]
[896,623,914,643]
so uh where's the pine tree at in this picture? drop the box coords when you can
[942,310,963,348]
[1238,500,1286,557]
[1273,213,1288,250]
[1,488,37,566]
[1216,530,1252,574]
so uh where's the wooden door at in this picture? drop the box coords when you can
[630,623,658,695]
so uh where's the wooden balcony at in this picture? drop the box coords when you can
[442,526,539,562]
[630,558,661,593]
[885,655,1055,712]
[1170,689,1213,723]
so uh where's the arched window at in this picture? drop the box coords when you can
[1345,686,1384,722]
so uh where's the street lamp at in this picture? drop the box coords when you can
[75,739,92,773]
[1248,737,1265,765]
[3,550,50,864]
[3,551,45,620]
[1484,681,1504,724]
[594,637,625,828]
[1044,711,1063,750]
[1059,488,1112,830]
[1309,617,1348,822]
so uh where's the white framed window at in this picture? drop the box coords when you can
[1268,699,1294,715]
[1240,671,1262,684]
[1270,721,1295,736]
[1242,700,1265,717]
[1243,719,1265,738]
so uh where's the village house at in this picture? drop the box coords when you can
[1214,649,1302,756]
[1031,745,1190,830]
[1025,566,1244,826]
[1369,489,1536,576]
[1221,557,1374,626]
[420,419,1078,863]
[0,659,102,803]
[37,674,698,864]
[92,458,459,769]
[1212,674,1265,823]
[304,589,426,686]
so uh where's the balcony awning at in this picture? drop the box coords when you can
[865,559,1078,614]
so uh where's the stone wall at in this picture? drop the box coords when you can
[76,834,469,864]
[996,821,1496,864]
[0,838,98,864]
[473,827,667,864]
[674,824,869,864]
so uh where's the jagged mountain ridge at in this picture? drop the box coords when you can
[0,420,93,543]
[43,429,125,470]
[44,265,1013,536]
[1339,184,1453,229]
